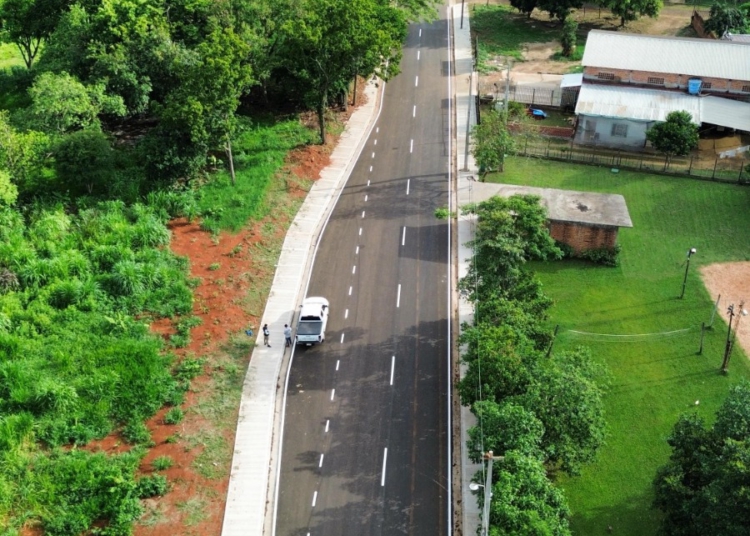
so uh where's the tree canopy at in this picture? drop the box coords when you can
[646,110,699,160]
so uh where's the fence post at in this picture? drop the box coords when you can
[698,322,705,355]
[639,155,643,170]
[546,138,550,157]
[524,136,528,155]
[739,159,745,184]
[712,157,718,180]
[532,88,536,105]
[688,156,693,175]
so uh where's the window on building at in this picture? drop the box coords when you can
[702,82,712,89]
[743,85,750,93]
[597,72,615,81]
[647,77,665,85]
[611,123,628,138]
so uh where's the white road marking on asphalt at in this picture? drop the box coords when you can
[352,265,356,274]
[390,356,395,385]
[365,194,368,202]
[406,179,410,195]
[374,139,377,145]
[355,246,359,254]
[319,454,324,468]
[412,105,416,117]
[401,227,406,246]
[369,165,372,172]
[371,152,375,158]
[336,360,340,371]
[415,76,419,87]
[325,419,330,432]
[367,179,370,186]
[396,284,401,308]
[419,28,422,37]
[376,127,379,133]
[410,139,413,153]
[361,210,365,218]
[330,389,335,401]
[381,448,388,486]
[345,309,349,319]
[418,50,421,60]
[341,332,346,343]
[312,491,318,507]
[348,286,352,296]
[359,227,362,236]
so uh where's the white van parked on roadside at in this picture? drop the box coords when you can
[296,297,329,346]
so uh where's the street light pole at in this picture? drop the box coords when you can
[480,451,505,536]
[679,247,697,299]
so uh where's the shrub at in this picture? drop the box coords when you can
[169,333,190,348]
[136,474,168,498]
[122,420,151,445]
[164,407,184,425]
[580,245,621,267]
[208,263,220,271]
[152,456,173,471]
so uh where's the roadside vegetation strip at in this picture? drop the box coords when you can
[487,156,750,536]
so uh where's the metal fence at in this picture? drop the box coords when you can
[479,84,579,109]
[516,139,750,184]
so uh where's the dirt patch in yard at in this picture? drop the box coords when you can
[700,262,750,363]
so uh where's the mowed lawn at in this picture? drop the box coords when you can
[486,157,750,535]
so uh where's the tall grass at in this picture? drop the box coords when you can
[197,115,315,233]
[485,157,750,535]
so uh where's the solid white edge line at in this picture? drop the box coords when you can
[319,454,324,468]
[272,72,388,536]
[390,355,395,385]
[446,8,453,536]
[381,448,388,486]
[396,284,401,308]
[401,226,406,246]
[312,491,317,507]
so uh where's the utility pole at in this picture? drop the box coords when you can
[679,248,697,299]
[480,451,505,536]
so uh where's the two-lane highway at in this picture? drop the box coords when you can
[275,14,451,536]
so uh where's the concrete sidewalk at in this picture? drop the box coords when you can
[221,77,383,536]
[452,4,484,536]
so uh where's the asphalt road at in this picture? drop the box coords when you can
[276,15,451,536]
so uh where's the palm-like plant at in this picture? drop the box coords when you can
[109,260,145,297]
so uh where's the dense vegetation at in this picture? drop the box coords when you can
[0,0,436,533]
[460,195,609,535]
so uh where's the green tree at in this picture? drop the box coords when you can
[0,170,18,205]
[27,72,126,134]
[653,382,750,536]
[560,18,577,57]
[468,400,545,463]
[487,452,572,536]
[53,130,115,195]
[0,0,70,68]
[537,0,583,21]
[471,109,514,175]
[0,111,49,192]
[704,2,749,35]
[607,0,662,27]
[510,0,539,18]
[646,111,699,161]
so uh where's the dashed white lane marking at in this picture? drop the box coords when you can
[376,127,379,133]
[410,139,413,153]
[345,309,349,319]
[390,356,395,385]
[371,152,375,158]
[341,332,346,343]
[412,105,416,117]
[348,286,352,296]
[374,139,377,145]
[401,227,406,246]
[396,284,401,308]
[312,491,318,507]
[352,265,356,275]
[355,246,359,254]
[361,210,365,218]
[319,454,324,468]
[330,389,335,401]
[359,227,362,236]
[406,179,411,195]
[325,420,330,432]
[369,165,373,172]
[367,179,370,186]
[419,28,422,37]
[415,76,419,87]
[381,448,388,486]
[365,194,368,202]
[336,359,340,371]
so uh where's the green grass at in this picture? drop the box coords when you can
[197,115,316,232]
[0,43,23,70]
[485,157,750,535]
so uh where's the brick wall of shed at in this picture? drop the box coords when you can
[582,67,750,96]
[549,221,619,253]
